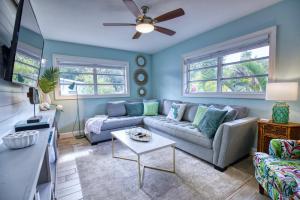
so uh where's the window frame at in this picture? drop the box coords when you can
[53,54,130,100]
[182,26,277,99]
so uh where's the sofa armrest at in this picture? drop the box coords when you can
[213,117,258,168]
[269,139,300,159]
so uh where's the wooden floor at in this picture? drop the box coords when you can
[55,136,269,200]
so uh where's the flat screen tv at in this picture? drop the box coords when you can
[4,0,44,87]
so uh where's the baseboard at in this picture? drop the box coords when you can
[59,129,85,138]
[59,132,74,139]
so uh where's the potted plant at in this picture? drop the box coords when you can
[38,67,59,104]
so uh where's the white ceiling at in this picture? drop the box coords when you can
[30,0,280,54]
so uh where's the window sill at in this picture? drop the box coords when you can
[54,93,130,100]
[182,92,265,99]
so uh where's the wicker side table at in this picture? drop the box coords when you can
[257,120,300,153]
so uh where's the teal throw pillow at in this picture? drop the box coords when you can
[209,105,238,123]
[125,102,143,116]
[192,105,208,126]
[198,107,228,138]
[143,102,159,116]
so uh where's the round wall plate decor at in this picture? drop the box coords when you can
[136,55,146,67]
[138,87,147,97]
[134,69,148,85]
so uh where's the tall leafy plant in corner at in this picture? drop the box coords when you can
[38,67,59,104]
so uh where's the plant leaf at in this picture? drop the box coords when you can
[38,67,59,93]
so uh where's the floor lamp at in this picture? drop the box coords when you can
[69,82,85,139]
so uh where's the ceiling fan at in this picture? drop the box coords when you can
[103,0,185,39]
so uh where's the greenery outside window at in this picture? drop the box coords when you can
[54,55,129,99]
[183,27,276,99]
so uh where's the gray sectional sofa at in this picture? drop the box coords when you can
[85,99,258,171]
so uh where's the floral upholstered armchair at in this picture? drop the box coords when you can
[254,139,300,200]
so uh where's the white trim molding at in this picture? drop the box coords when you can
[182,26,277,99]
[53,54,130,100]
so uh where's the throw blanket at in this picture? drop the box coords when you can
[84,115,108,135]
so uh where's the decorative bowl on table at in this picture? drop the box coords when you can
[128,128,152,142]
[2,130,39,149]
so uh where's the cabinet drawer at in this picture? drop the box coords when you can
[263,124,287,136]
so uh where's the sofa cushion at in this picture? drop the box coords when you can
[161,99,182,116]
[230,105,249,119]
[143,115,212,148]
[182,103,198,122]
[143,102,159,116]
[198,107,227,139]
[101,116,144,131]
[223,106,238,122]
[106,101,126,117]
[125,102,143,116]
[167,103,186,121]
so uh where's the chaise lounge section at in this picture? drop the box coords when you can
[85,99,258,171]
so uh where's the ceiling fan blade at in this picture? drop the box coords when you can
[103,23,136,26]
[132,32,141,39]
[155,26,176,36]
[154,8,185,23]
[123,0,142,18]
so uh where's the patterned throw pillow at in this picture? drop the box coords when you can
[223,106,238,122]
[143,102,159,116]
[198,107,228,138]
[167,103,186,121]
[192,105,208,126]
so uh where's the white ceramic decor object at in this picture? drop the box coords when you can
[2,130,39,149]
[127,127,152,142]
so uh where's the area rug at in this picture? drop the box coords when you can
[74,141,252,200]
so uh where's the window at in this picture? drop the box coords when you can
[12,42,42,87]
[54,55,129,99]
[13,50,40,86]
[183,27,276,99]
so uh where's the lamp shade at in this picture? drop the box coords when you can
[266,82,298,101]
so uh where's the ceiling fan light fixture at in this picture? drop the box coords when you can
[136,23,154,33]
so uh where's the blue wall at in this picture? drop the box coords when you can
[43,40,152,133]
[152,0,300,123]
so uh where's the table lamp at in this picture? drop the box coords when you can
[266,82,298,124]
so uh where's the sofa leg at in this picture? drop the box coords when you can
[214,165,227,172]
[258,184,264,195]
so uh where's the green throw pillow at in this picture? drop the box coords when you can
[125,102,143,116]
[143,102,159,116]
[192,105,208,126]
[198,107,228,139]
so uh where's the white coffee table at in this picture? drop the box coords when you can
[111,128,176,188]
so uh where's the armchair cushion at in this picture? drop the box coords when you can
[254,152,300,199]
[269,139,300,159]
